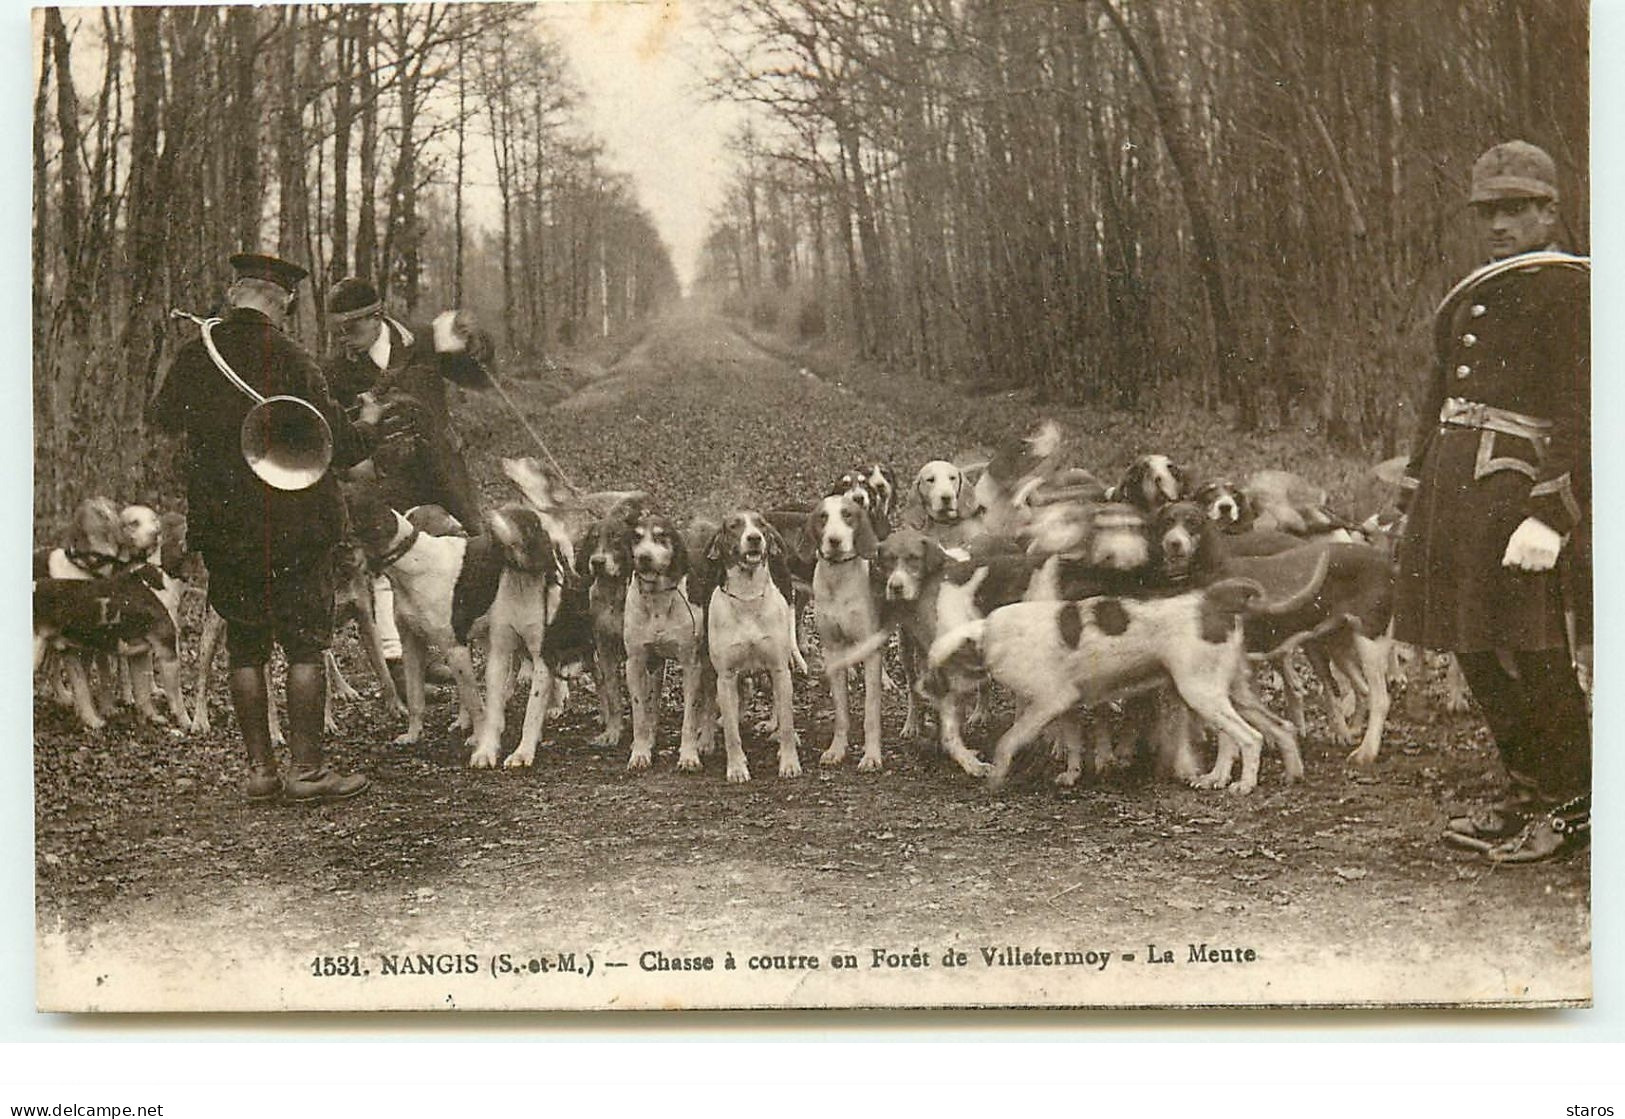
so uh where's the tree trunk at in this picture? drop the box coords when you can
[355,7,378,280]
[330,7,353,283]
[44,8,88,334]
[1091,0,1253,428]
[228,6,260,253]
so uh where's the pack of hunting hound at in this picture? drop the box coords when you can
[35,421,1485,796]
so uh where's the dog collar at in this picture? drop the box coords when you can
[635,573,680,594]
[65,548,123,577]
[370,525,420,572]
[820,551,861,565]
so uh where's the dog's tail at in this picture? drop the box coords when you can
[821,629,891,674]
[1203,577,1266,620]
[916,618,988,701]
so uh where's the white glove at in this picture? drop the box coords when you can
[432,310,468,353]
[1501,516,1563,573]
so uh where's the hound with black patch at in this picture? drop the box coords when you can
[809,494,887,772]
[35,497,127,719]
[569,512,636,747]
[348,486,491,753]
[468,504,566,769]
[1153,501,1394,766]
[624,512,713,772]
[34,565,191,733]
[1110,454,1195,513]
[923,581,1303,794]
[829,463,899,527]
[702,511,801,781]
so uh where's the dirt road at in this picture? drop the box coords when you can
[35,309,1589,1011]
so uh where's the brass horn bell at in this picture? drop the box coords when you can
[170,309,335,491]
[240,395,334,492]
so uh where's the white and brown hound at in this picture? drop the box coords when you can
[1153,501,1393,767]
[469,504,567,769]
[830,463,900,527]
[703,511,800,781]
[624,512,713,772]
[809,494,887,772]
[904,460,984,549]
[572,513,636,747]
[34,565,191,734]
[348,487,490,754]
[34,497,127,723]
[922,580,1303,794]
[1111,454,1195,513]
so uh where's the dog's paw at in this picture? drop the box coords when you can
[1054,769,1081,787]
[1344,746,1379,767]
[961,756,994,779]
[856,750,883,773]
[324,712,340,736]
[819,745,846,766]
[1227,778,1258,796]
[393,729,421,747]
[627,749,653,771]
[385,698,408,720]
[779,754,803,778]
[1190,770,1227,790]
[467,748,499,769]
[503,748,535,769]
[676,750,701,772]
[726,760,752,783]
[191,711,212,735]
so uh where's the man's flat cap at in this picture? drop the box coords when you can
[229,251,309,292]
[327,277,383,323]
[1470,140,1559,203]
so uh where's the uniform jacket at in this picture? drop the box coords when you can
[1394,254,1590,652]
[149,307,372,564]
[324,316,492,527]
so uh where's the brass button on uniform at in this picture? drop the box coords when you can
[1462,333,1478,347]
[1470,303,1487,317]
[1455,364,1472,379]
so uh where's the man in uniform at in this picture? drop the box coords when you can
[1395,141,1590,863]
[322,278,495,689]
[151,252,383,804]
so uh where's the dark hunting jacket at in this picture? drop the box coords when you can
[150,307,372,566]
[1394,252,1590,652]
[324,316,493,529]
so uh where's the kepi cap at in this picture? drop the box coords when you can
[1469,140,1559,204]
[327,277,383,323]
[229,251,309,292]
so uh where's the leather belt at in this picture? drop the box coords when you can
[1439,397,1551,441]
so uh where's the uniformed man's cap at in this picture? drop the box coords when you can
[1469,140,1559,204]
[228,251,309,292]
[327,277,383,323]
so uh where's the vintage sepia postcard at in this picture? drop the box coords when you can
[32,0,1590,1012]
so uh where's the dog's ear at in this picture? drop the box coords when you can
[922,538,945,578]
[668,523,689,580]
[706,524,729,564]
[762,520,787,559]
[855,508,879,560]
[573,524,595,570]
[1171,463,1195,499]
[914,467,932,507]
[1120,459,1146,503]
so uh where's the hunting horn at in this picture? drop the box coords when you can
[170,309,334,491]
